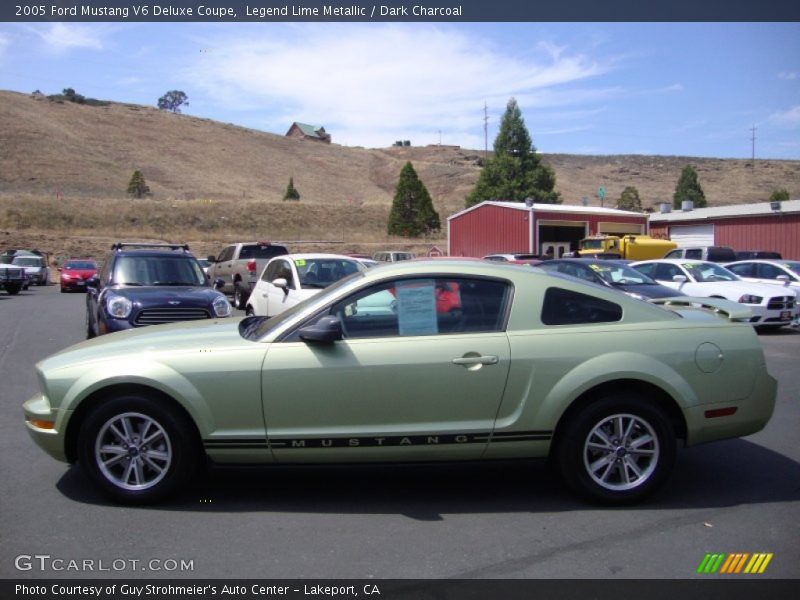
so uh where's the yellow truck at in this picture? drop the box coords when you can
[577,235,677,260]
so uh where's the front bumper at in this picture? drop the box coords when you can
[23,394,70,462]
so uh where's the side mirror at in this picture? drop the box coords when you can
[213,278,225,290]
[86,275,99,288]
[272,278,290,295]
[776,275,790,283]
[299,316,343,343]
[672,275,688,283]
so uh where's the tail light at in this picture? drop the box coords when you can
[247,259,257,273]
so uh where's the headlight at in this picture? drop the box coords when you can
[60,273,72,280]
[106,294,133,319]
[212,295,232,317]
[738,294,763,304]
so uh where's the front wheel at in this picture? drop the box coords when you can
[555,395,676,504]
[78,395,202,504]
[5,283,21,295]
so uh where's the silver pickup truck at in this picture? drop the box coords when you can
[207,241,289,309]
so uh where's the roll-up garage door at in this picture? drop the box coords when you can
[669,224,714,247]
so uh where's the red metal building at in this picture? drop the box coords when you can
[448,201,649,258]
[649,200,800,260]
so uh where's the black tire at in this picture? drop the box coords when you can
[77,394,202,504]
[555,394,676,504]
[85,307,96,339]
[233,282,247,310]
[5,283,21,295]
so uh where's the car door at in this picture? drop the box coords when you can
[261,276,513,462]
[648,262,695,293]
[213,246,236,293]
[264,259,300,316]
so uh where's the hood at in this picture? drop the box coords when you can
[692,280,797,299]
[62,269,96,279]
[106,285,222,307]
[39,317,252,372]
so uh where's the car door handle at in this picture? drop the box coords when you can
[452,355,498,366]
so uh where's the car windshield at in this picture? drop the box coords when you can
[241,270,365,341]
[296,258,362,289]
[683,262,739,282]
[581,239,604,250]
[588,263,657,286]
[64,261,96,270]
[12,257,43,267]
[113,256,206,286]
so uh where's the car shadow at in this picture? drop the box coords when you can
[758,326,800,336]
[55,438,800,518]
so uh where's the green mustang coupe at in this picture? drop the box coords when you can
[24,260,776,504]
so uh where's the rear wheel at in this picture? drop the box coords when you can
[78,394,202,504]
[556,394,676,504]
[233,282,247,310]
[5,283,21,295]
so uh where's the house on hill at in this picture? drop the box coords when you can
[285,122,331,143]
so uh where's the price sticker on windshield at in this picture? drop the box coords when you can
[294,259,306,266]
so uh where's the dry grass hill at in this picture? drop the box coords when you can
[1,89,798,262]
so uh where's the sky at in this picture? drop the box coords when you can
[0,21,798,158]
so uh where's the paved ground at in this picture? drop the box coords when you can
[1,285,798,579]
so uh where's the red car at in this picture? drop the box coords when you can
[59,259,98,293]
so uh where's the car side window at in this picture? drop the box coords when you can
[757,263,783,280]
[632,263,655,278]
[274,260,294,287]
[218,246,235,262]
[262,261,280,282]
[664,250,682,259]
[654,263,681,281]
[541,287,622,326]
[728,263,754,278]
[318,277,510,340]
[685,249,702,259]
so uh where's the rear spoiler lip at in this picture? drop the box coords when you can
[649,296,753,321]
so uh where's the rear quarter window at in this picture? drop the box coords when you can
[541,287,623,326]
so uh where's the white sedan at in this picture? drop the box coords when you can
[631,259,797,328]
[245,254,364,317]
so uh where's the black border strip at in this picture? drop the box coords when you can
[2,1,799,22]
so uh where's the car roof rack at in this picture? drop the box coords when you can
[111,242,190,252]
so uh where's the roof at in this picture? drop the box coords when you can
[649,199,800,223]
[289,122,327,138]
[448,200,646,222]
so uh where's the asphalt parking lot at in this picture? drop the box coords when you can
[1,285,798,579]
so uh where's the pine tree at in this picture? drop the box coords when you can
[673,165,707,209]
[283,177,300,201]
[617,186,643,212]
[769,188,790,202]
[388,162,440,237]
[466,98,559,207]
[127,170,150,198]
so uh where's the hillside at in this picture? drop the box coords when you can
[1,89,799,261]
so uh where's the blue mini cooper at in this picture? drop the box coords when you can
[86,242,231,337]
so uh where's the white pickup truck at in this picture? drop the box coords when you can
[207,241,289,309]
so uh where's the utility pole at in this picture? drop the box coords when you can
[483,101,489,157]
[750,125,757,165]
